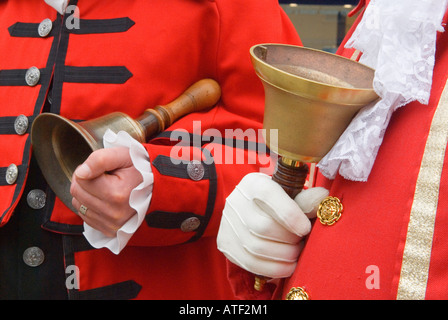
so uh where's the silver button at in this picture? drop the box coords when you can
[5,164,18,185]
[27,189,46,210]
[14,115,29,135]
[47,90,53,104]
[25,67,40,86]
[38,18,53,37]
[187,160,205,181]
[180,217,201,232]
[23,247,45,267]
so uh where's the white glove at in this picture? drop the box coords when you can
[217,172,328,279]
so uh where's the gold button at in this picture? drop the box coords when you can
[286,287,310,300]
[317,196,343,226]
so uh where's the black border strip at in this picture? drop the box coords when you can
[70,280,142,300]
[187,148,217,243]
[64,66,132,84]
[68,17,135,35]
[0,164,26,186]
[8,21,57,38]
[0,115,37,135]
[146,211,205,229]
[154,130,271,153]
[0,68,49,86]
[50,1,77,115]
[148,150,216,243]
[0,15,62,224]
[8,17,134,38]
[63,235,142,300]
[152,155,211,180]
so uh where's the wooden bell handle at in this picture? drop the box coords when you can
[254,157,309,291]
[137,79,221,139]
[272,158,309,198]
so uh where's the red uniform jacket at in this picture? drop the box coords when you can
[0,0,301,299]
[230,2,448,300]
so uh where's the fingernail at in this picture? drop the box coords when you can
[75,163,91,179]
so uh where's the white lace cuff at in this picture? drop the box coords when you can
[82,130,153,254]
[318,0,448,181]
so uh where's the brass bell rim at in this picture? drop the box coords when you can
[272,146,322,163]
[30,113,99,213]
[250,43,378,105]
[31,113,100,152]
[257,76,375,107]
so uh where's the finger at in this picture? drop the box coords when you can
[217,214,298,278]
[74,147,133,180]
[72,197,120,237]
[71,176,132,227]
[237,173,311,237]
[72,163,141,204]
[71,176,109,215]
[223,199,300,261]
[223,200,302,261]
[225,187,301,244]
[295,187,329,219]
[72,171,120,203]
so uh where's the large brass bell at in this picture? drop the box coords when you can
[249,44,379,290]
[31,79,221,213]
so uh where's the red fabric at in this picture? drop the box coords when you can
[423,23,448,299]
[0,0,301,299]
[228,3,448,300]
[282,8,448,300]
[226,260,277,300]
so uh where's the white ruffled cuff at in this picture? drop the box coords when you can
[82,129,154,254]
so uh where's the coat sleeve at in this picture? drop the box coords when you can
[126,0,302,247]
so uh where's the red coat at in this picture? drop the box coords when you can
[229,2,448,300]
[283,7,448,300]
[0,0,301,299]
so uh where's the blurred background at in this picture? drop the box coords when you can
[279,0,360,53]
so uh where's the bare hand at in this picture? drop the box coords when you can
[70,147,143,237]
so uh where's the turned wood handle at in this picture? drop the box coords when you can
[137,79,221,139]
[158,78,221,126]
[254,157,309,292]
[272,158,309,199]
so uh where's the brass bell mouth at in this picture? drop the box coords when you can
[250,43,378,164]
[30,79,221,213]
[249,44,379,292]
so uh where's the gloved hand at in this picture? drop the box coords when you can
[217,172,328,279]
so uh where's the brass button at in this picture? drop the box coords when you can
[38,18,53,37]
[26,189,47,210]
[187,160,204,181]
[23,246,45,267]
[25,67,40,86]
[180,217,201,232]
[5,164,19,185]
[317,196,343,226]
[14,114,29,135]
[286,287,310,300]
